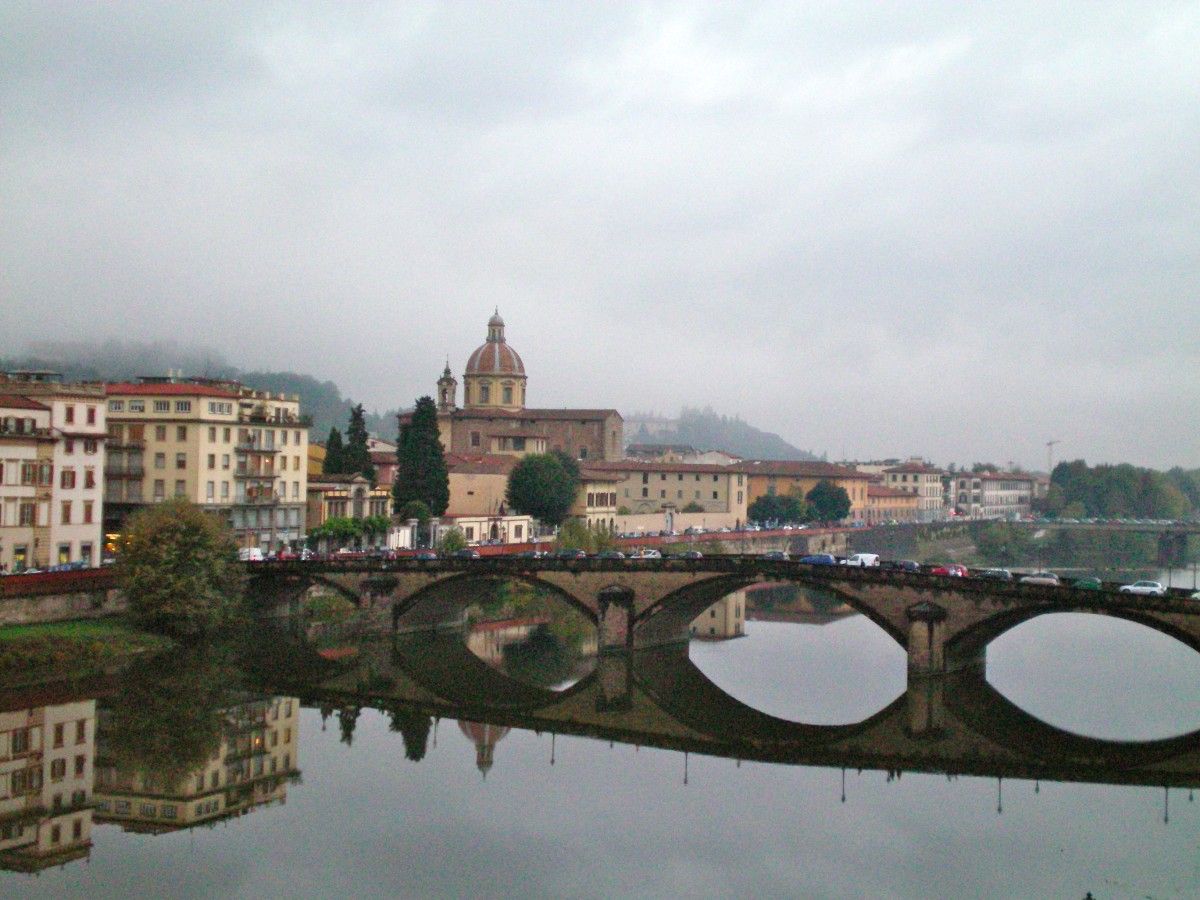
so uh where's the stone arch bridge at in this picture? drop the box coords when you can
[247,557,1200,676]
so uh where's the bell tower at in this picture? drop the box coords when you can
[437,361,457,413]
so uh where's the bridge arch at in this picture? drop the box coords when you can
[945,604,1200,669]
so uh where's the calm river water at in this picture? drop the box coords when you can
[4,590,1200,899]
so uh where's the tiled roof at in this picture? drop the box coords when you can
[588,460,738,475]
[0,395,50,411]
[883,463,943,474]
[445,453,519,476]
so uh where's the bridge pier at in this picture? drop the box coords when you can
[905,676,947,738]
[597,586,635,651]
[905,601,948,675]
[594,651,634,712]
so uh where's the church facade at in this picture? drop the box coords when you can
[417,312,624,462]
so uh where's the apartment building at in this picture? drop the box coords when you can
[736,460,873,524]
[952,472,1037,519]
[588,460,749,524]
[105,378,308,552]
[882,461,948,522]
[0,373,106,571]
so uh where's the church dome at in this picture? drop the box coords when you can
[465,311,525,376]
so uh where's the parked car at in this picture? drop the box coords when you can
[931,564,968,577]
[841,553,880,567]
[798,553,836,565]
[974,568,1013,582]
[629,548,661,559]
[595,551,626,559]
[1019,572,1061,586]
[238,548,264,562]
[451,548,481,559]
[880,559,920,573]
[556,548,587,559]
[762,550,790,561]
[414,551,438,560]
[1119,580,1166,596]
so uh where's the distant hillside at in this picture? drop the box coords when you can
[625,407,820,461]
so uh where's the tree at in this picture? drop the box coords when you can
[437,527,468,555]
[806,480,852,523]
[116,498,245,638]
[343,403,375,484]
[394,397,449,515]
[505,451,580,527]
[322,427,346,475]
[748,493,805,524]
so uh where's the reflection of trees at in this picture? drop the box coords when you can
[102,645,237,783]
[338,706,360,746]
[501,624,579,688]
[388,707,433,761]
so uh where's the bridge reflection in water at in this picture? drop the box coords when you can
[300,624,1200,791]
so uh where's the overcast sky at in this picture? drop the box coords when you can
[2,2,1197,470]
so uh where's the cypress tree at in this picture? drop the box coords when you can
[393,396,449,515]
[323,427,346,475]
[344,403,376,484]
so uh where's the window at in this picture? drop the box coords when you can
[155,425,166,441]
[153,400,170,413]
[155,452,165,469]
[61,501,72,524]
[177,425,187,440]
[54,723,65,747]
[19,502,36,526]
[503,386,513,404]
[209,426,217,442]
[176,452,187,469]
[206,481,215,502]
[75,755,86,776]
[76,720,87,744]
[174,479,186,498]
[471,431,481,447]
[108,400,125,412]
[280,430,288,446]
[222,454,230,470]
[83,439,97,454]
[86,407,96,425]
[713,492,719,500]
[130,399,145,412]
[72,819,83,840]
[153,479,165,500]
[84,468,95,488]
[51,758,67,781]
[207,454,216,469]
[61,468,76,489]
[220,481,229,500]
[65,439,74,455]
[480,385,490,402]
[65,405,75,424]
[223,427,231,443]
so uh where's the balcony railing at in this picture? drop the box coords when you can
[234,470,277,480]
[236,443,280,454]
[104,466,145,478]
[239,492,280,506]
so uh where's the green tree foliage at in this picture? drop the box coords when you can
[388,707,433,761]
[323,427,345,475]
[747,493,805,524]
[343,403,375,484]
[806,480,852,523]
[116,499,245,638]
[971,522,1034,564]
[437,527,468,555]
[394,397,449,515]
[680,500,705,513]
[1051,460,1192,519]
[506,451,580,527]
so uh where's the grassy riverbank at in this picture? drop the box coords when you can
[0,619,174,680]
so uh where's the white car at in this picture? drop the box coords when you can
[1119,581,1166,596]
[1019,572,1060,586]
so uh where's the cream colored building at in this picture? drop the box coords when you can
[0,698,96,873]
[882,461,948,522]
[105,377,309,552]
[952,472,1037,519]
[0,373,106,571]
[588,460,749,524]
[737,460,873,524]
[94,695,299,833]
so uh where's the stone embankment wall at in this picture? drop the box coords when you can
[0,569,126,627]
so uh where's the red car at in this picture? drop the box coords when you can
[931,564,968,577]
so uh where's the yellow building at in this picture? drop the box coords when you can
[690,593,745,640]
[105,377,309,553]
[0,373,107,571]
[587,460,749,523]
[865,483,921,524]
[736,460,873,524]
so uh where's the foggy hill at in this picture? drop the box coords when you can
[625,407,819,462]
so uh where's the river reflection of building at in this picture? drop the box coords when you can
[0,697,95,873]
[690,593,746,639]
[742,583,857,627]
[94,696,300,834]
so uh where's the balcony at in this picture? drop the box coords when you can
[234,470,276,480]
[236,443,280,454]
[107,439,146,451]
[239,491,280,506]
[105,465,145,478]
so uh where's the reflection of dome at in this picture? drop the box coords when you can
[465,312,525,377]
[459,720,511,776]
